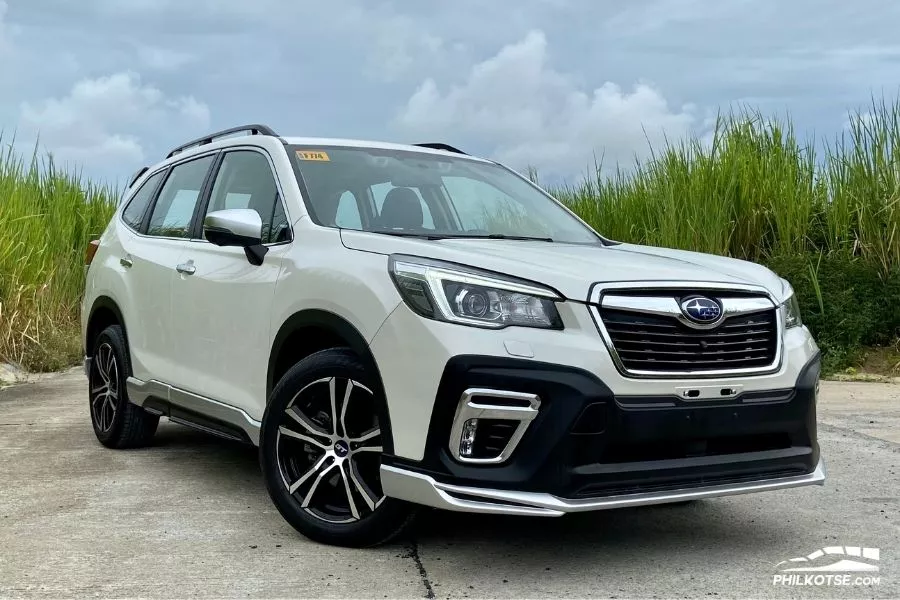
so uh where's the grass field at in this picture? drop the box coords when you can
[1,95,898,374]
[0,137,116,371]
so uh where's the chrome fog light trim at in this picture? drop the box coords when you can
[448,388,540,464]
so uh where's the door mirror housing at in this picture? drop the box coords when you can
[203,209,268,265]
[204,209,263,246]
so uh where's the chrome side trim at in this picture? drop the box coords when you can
[448,389,541,464]
[588,281,784,379]
[125,377,262,445]
[381,458,826,517]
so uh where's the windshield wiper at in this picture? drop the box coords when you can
[366,230,554,242]
[437,233,555,242]
[368,230,448,240]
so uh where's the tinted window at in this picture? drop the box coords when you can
[207,151,290,244]
[147,155,214,238]
[370,182,434,229]
[121,171,164,231]
[289,145,599,243]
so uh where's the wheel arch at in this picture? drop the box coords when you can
[86,296,128,357]
[267,309,394,454]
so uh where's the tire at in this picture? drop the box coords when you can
[88,324,159,449]
[260,348,415,547]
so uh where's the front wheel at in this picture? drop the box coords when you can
[260,348,415,547]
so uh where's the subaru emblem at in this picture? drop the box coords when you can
[680,296,722,324]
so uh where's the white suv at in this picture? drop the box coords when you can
[81,124,825,547]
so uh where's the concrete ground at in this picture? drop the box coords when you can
[0,370,897,599]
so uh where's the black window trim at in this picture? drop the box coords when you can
[190,145,294,247]
[118,169,167,234]
[119,150,220,242]
[139,151,220,241]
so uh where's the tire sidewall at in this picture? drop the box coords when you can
[260,348,412,547]
[89,326,131,444]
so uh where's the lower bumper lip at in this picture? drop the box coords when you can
[380,457,826,517]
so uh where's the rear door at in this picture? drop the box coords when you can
[125,153,216,384]
[168,148,291,416]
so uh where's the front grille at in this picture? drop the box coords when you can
[600,307,778,373]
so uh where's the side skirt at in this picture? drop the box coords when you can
[126,377,262,446]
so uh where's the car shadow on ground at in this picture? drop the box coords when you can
[148,422,791,565]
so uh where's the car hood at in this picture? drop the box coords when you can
[340,231,787,302]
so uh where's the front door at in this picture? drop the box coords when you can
[169,148,292,420]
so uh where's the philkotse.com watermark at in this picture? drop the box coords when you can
[773,546,881,587]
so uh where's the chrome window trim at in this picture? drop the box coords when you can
[448,388,541,464]
[587,280,784,379]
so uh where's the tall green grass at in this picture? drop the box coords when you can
[553,95,900,371]
[556,97,899,273]
[0,136,116,371]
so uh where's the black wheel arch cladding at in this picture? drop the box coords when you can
[267,309,394,454]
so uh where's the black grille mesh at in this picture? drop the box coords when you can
[600,307,778,372]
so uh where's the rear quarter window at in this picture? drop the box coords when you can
[121,171,165,232]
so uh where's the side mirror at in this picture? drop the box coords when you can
[203,209,268,265]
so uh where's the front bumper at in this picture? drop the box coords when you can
[381,458,826,516]
[380,351,824,514]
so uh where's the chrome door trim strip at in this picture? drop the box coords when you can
[380,458,826,517]
[587,281,785,379]
[126,377,261,445]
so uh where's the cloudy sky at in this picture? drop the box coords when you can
[1,0,898,186]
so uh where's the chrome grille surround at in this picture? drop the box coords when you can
[588,281,784,378]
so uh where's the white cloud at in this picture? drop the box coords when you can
[366,14,446,82]
[18,71,210,174]
[135,45,196,71]
[395,30,696,179]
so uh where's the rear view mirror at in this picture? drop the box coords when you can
[203,209,268,265]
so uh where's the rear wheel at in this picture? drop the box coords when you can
[89,325,159,448]
[260,348,414,547]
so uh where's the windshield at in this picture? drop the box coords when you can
[289,145,600,244]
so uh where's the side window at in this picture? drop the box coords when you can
[334,191,362,229]
[206,151,290,244]
[147,155,215,238]
[370,182,435,229]
[121,171,164,231]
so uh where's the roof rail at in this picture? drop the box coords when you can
[166,124,279,159]
[414,142,467,155]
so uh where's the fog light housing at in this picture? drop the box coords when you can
[449,389,541,464]
[459,418,479,457]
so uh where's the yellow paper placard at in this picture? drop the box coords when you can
[296,150,330,161]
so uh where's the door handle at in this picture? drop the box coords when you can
[120,256,133,268]
[175,262,196,275]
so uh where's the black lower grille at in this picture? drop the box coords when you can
[471,419,517,459]
[600,307,778,373]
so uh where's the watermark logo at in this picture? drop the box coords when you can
[773,546,881,587]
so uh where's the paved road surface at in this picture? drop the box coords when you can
[1,370,897,598]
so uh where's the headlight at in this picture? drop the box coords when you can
[780,281,802,328]
[389,256,564,329]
